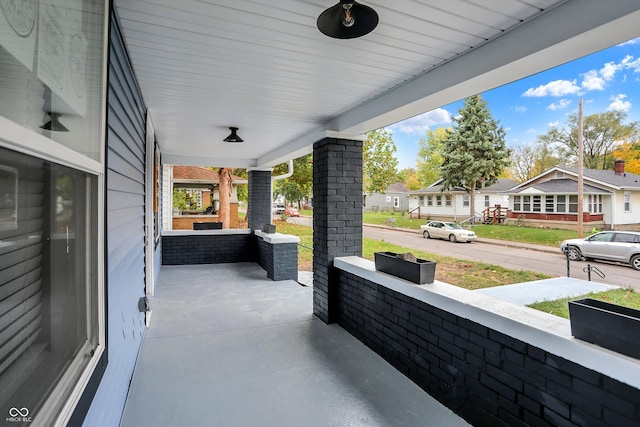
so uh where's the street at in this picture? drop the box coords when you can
[287,217,638,290]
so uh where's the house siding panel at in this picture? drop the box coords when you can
[83,15,147,427]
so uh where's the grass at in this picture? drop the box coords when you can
[527,288,640,318]
[276,221,549,290]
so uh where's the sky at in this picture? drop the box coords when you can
[387,37,640,170]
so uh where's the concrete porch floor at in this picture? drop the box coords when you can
[120,263,469,427]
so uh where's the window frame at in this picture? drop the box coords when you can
[624,191,631,212]
[0,0,108,421]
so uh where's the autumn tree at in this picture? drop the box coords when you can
[537,111,638,170]
[416,128,447,187]
[612,142,640,174]
[398,167,421,190]
[363,129,399,194]
[440,95,510,221]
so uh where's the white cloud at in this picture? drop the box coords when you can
[513,106,527,113]
[547,99,572,111]
[390,108,452,134]
[599,62,619,81]
[618,37,640,46]
[522,80,581,97]
[581,70,605,91]
[548,121,560,128]
[608,94,631,112]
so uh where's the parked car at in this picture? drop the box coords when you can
[420,221,477,243]
[560,231,640,270]
[285,206,300,217]
[272,203,285,214]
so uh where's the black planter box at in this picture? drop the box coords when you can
[261,223,276,234]
[569,298,640,359]
[374,251,436,284]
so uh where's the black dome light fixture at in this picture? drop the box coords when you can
[317,1,378,39]
[223,127,243,143]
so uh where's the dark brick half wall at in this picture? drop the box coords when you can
[162,234,256,265]
[335,269,640,427]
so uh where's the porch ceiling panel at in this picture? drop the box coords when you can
[113,0,640,168]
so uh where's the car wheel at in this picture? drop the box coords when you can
[566,246,584,261]
[630,254,640,271]
[423,230,430,239]
[449,234,457,243]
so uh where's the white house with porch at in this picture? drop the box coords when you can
[508,161,640,231]
[408,178,516,223]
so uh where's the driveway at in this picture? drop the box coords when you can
[287,217,638,290]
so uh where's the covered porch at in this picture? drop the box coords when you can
[120,263,468,426]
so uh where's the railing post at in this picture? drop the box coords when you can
[566,250,571,277]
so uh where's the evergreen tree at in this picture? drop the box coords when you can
[440,95,510,221]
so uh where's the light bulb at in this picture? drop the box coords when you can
[341,3,354,27]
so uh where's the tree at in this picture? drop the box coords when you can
[440,94,510,220]
[537,111,639,170]
[416,128,448,187]
[273,154,313,208]
[217,167,233,228]
[363,129,399,194]
[612,142,640,175]
[510,140,561,182]
[397,167,421,190]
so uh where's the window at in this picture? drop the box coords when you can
[624,191,631,212]
[513,195,521,211]
[386,196,391,203]
[0,147,101,425]
[484,195,490,208]
[557,195,566,213]
[0,0,107,422]
[569,195,578,213]
[523,195,531,211]
[445,195,452,207]
[532,195,541,212]
[545,195,555,213]
[393,196,400,208]
[588,195,602,214]
[436,195,442,207]
[419,196,424,206]
[427,196,433,207]
[463,195,469,207]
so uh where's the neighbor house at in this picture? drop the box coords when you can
[363,182,410,212]
[408,178,517,222]
[163,165,246,230]
[1,2,639,427]
[508,161,640,231]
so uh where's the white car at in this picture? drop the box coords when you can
[420,221,477,243]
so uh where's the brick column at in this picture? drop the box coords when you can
[313,137,363,323]
[247,169,272,231]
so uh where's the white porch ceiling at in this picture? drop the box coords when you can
[113,0,640,168]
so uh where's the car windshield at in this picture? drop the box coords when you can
[443,222,462,229]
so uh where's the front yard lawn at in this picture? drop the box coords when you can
[527,288,640,318]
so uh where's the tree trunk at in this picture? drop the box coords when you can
[218,168,232,229]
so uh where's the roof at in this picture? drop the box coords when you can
[113,1,640,168]
[410,178,517,195]
[172,166,243,182]
[511,166,640,193]
[511,178,612,194]
[384,183,409,194]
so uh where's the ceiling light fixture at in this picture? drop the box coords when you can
[223,127,243,143]
[40,112,69,132]
[317,1,378,39]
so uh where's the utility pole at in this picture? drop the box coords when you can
[577,98,584,238]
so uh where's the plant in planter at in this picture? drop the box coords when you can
[568,298,640,359]
[374,251,436,284]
